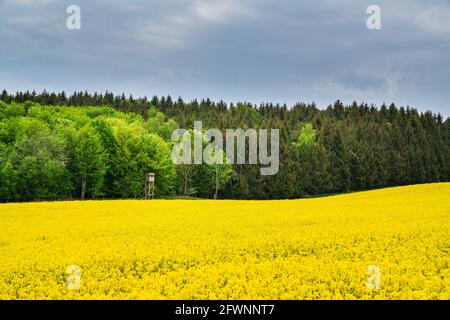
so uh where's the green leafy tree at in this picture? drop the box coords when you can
[74,125,107,200]
[110,121,175,198]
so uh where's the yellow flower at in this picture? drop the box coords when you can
[0,183,449,300]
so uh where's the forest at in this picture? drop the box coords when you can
[0,89,449,201]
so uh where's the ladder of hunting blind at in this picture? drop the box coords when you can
[144,173,155,199]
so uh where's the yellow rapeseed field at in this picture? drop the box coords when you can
[0,183,449,300]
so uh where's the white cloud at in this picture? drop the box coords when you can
[134,0,257,49]
[383,1,450,37]
[413,6,450,35]
[192,0,252,22]
[11,0,57,4]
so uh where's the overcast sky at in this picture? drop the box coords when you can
[0,0,449,115]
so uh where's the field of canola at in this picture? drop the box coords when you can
[0,183,449,300]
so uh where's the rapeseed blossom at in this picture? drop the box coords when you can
[0,183,449,299]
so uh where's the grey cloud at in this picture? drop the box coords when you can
[0,0,449,115]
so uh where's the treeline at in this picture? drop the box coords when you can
[1,90,450,201]
[0,101,232,202]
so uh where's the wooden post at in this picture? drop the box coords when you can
[144,173,155,199]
